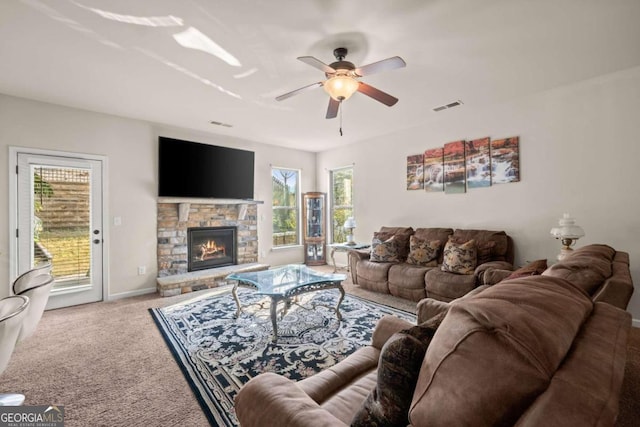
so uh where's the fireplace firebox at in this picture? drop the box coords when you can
[187,226,237,271]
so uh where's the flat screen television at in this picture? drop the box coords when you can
[158,136,255,199]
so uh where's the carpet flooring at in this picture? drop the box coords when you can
[0,265,637,426]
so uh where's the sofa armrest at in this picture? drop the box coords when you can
[482,268,514,286]
[349,249,370,261]
[417,285,491,324]
[235,373,347,427]
[347,249,369,284]
[475,261,513,285]
[417,298,451,324]
[370,315,414,350]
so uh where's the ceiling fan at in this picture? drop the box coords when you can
[275,47,406,119]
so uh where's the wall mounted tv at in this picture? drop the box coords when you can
[158,136,255,199]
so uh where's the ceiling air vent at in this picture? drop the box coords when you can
[433,100,463,112]
[209,120,233,128]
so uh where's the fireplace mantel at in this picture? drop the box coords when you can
[158,198,263,222]
[157,197,264,205]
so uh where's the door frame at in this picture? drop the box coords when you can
[8,146,109,303]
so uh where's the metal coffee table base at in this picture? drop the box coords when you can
[232,281,345,342]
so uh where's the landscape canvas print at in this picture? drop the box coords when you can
[443,140,466,194]
[423,148,444,192]
[491,136,520,184]
[406,154,424,190]
[466,137,491,188]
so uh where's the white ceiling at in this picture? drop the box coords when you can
[1,0,640,152]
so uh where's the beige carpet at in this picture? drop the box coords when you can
[0,266,637,426]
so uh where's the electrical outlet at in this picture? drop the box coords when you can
[138,266,146,275]
[113,216,122,226]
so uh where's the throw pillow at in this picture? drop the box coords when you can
[506,259,548,280]
[351,313,444,427]
[370,237,400,263]
[406,236,441,266]
[441,238,477,275]
[374,231,411,261]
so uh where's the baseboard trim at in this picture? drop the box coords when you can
[108,287,157,301]
[632,318,640,328]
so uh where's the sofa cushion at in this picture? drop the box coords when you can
[406,236,440,266]
[409,276,593,426]
[477,240,496,264]
[356,260,393,294]
[388,264,430,301]
[506,259,548,280]
[425,269,477,302]
[452,229,509,263]
[352,314,443,427]
[441,238,477,275]
[542,244,614,295]
[370,237,400,263]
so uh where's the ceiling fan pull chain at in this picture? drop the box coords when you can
[339,102,343,136]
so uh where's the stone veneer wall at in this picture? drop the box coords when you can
[157,203,258,277]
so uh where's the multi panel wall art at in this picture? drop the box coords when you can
[407,136,520,193]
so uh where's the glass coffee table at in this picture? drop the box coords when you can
[227,264,347,342]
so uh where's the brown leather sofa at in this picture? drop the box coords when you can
[348,226,514,302]
[235,273,632,426]
[419,243,634,328]
[481,244,633,309]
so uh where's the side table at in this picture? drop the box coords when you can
[328,243,371,273]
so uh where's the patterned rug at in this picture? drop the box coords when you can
[149,287,415,426]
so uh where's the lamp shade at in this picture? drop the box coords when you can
[550,213,585,239]
[324,75,359,101]
[343,217,356,229]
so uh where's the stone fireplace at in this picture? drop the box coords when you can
[156,200,267,296]
[188,226,237,271]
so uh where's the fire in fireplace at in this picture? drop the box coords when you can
[187,226,237,271]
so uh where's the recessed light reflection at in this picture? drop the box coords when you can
[72,2,184,27]
[234,68,258,79]
[173,27,241,67]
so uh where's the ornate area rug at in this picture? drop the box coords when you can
[149,287,415,426]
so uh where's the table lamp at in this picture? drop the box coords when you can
[343,217,357,245]
[550,213,585,260]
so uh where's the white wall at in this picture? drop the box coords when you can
[317,66,640,323]
[0,94,315,300]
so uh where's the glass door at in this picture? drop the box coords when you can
[17,153,104,309]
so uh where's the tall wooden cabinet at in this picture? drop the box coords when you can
[302,192,326,265]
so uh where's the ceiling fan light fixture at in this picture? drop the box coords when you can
[323,74,359,101]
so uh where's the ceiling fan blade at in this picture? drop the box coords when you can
[298,56,336,74]
[326,97,340,119]
[357,82,399,106]
[354,56,406,77]
[275,81,323,101]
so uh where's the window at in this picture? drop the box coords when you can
[330,166,353,243]
[272,168,300,247]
